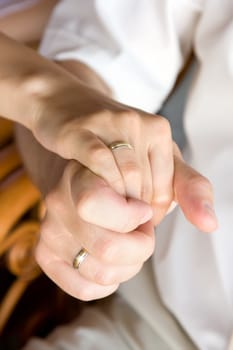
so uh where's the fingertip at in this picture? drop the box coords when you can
[182,198,218,233]
[174,156,218,233]
[197,201,218,233]
[127,197,153,225]
[77,185,153,232]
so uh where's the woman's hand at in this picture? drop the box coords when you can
[31,78,217,231]
[16,118,217,301]
[31,78,174,225]
[0,32,217,230]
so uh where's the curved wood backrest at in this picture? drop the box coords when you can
[0,119,13,147]
[0,117,42,334]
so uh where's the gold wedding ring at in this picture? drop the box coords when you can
[73,248,89,269]
[108,141,133,151]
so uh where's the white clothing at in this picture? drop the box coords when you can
[24,262,196,350]
[36,0,233,349]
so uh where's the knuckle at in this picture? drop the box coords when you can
[125,263,144,281]
[136,262,144,274]
[94,268,115,286]
[152,192,173,209]
[141,184,153,203]
[120,109,139,121]
[94,238,116,263]
[54,121,79,156]
[76,189,95,220]
[121,162,141,180]
[39,219,62,246]
[153,116,172,139]
[81,288,97,301]
[45,190,63,214]
[87,144,111,166]
[76,286,94,301]
[119,109,141,128]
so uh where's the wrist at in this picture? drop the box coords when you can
[29,68,111,141]
[0,33,80,130]
[18,70,77,130]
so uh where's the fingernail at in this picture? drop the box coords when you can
[203,202,217,220]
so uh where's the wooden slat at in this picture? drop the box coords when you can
[0,118,13,147]
[0,143,22,181]
[0,172,41,242]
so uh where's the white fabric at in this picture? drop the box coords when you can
[40,0,200,113]
[24,262,196,350]
[38,0,233,349]
[0,0,39,17]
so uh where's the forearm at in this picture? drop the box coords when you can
[0,33,67,127]
[0,33,111,129]
[14,58,111,194]
[0,0,59,43]
[15,124,67,196]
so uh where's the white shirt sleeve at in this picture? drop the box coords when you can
[40,0,203,112]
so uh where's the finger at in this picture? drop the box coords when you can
[110,144,142,199]
[149,116,174,225]
[70,167,153,233]
[39,216,155,266]
[108,146,153,203]
[35,242,119,301]
[78,258,143,286]
[86,220,155,266]
[55,127,126,196]
[173,146,218,232]
[46,161,153,233]
[140,157,153,203]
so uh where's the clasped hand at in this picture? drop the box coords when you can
[31,81,217,300]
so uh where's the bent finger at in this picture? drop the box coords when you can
[110,143,142,199]
[78,258,143,286]
[35,243,119,301]
[149,117,174,225]
[70,167,153,232]
[58,128,127,195]
[39,216,155,266]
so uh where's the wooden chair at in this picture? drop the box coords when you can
[0,118,40,343]
[0,118,83,350]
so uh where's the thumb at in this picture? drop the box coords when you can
[173,150,218,233]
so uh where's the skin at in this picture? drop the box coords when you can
[15,58,218,300]
[0,12,217,300]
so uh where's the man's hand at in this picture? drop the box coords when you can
[34,153,217,301]
[14,58,217,301]
[35,161,154,300]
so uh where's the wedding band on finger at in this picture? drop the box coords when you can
[73,248,89,270]
[108,141,133,151]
